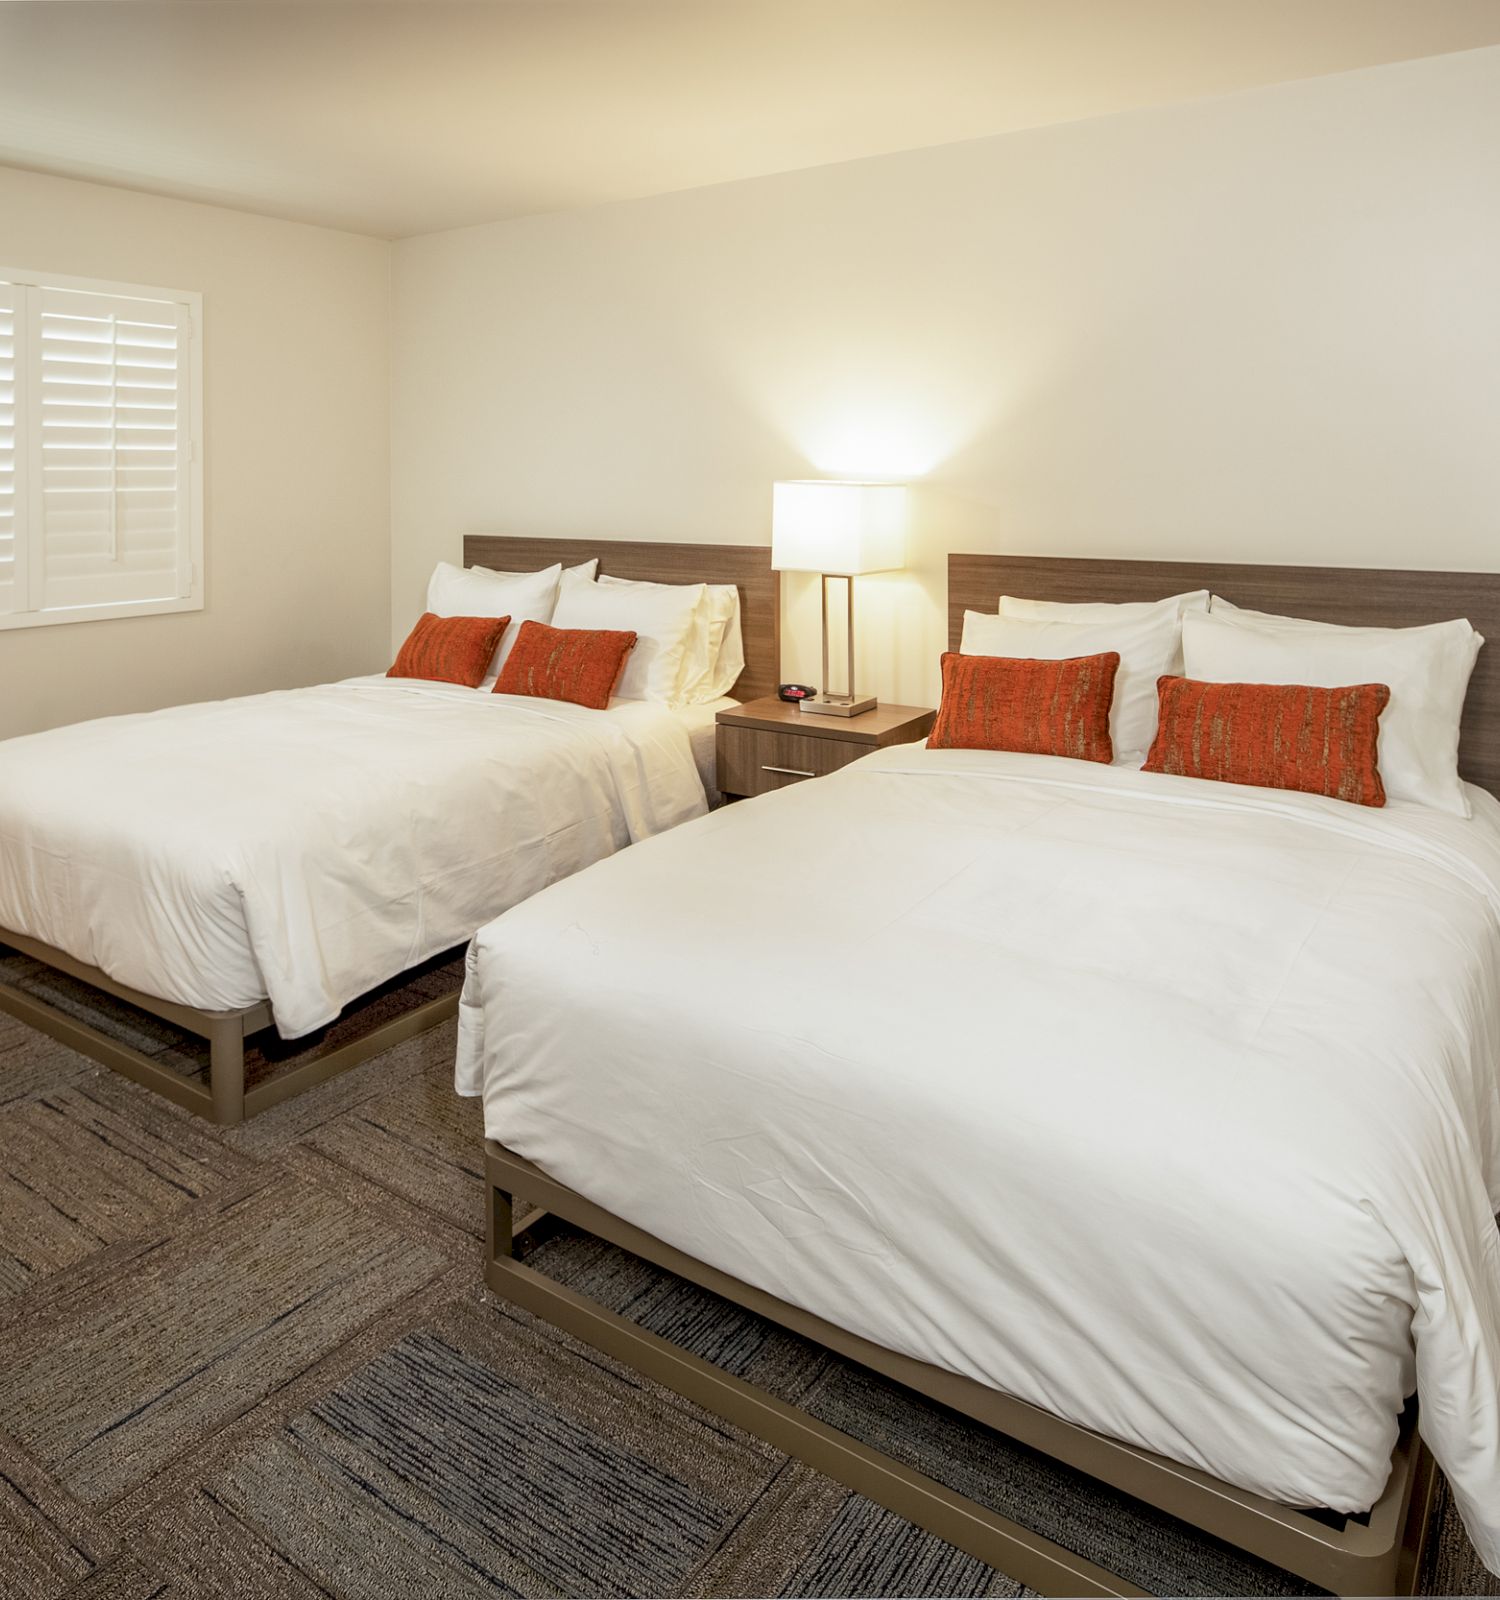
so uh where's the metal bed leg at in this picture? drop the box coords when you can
[1,926,461,1124]
[207,1018,246,1126]
[1393,1437,1438,1596]
[488,1181,514,1262]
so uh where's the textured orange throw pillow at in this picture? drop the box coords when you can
[493,620,637,709]
[388,612,510,688]
[1143,675,1390,806]
[928,650,1119,763]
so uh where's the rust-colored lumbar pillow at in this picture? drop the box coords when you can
[493,619,638,709]
[928,650,1120,763]
[1143,675,1391,806]
[388,612,511,688]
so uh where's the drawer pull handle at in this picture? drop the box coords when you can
[762,764,815,778]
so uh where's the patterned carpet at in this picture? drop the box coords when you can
[0,974,1495,1598]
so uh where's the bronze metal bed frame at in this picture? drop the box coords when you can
[485,1144,1435,1598]
[0,534,779,1124]
[0,927,458,1126]
[478,552,1500,1596]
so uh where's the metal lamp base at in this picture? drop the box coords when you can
[800,694,876,717]
[809,573,877,720]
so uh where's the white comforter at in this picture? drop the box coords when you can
[457,746,1500,1572]
[0,677,706,1035]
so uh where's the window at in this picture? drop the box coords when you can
[0,268,202,630]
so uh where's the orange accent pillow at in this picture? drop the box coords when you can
[1143,675,1391,807]
[389,612,510,688]
[494,620,637,710]
[929,650,1119,763]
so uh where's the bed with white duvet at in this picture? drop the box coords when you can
[457,744,1500,1571]
[0,675,708,1037]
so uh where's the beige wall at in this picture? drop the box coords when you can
[391,46,1500,708]
[0,166,390,740]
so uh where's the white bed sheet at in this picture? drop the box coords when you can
[457,746,1500,1571]
[676,695,736,795]
[0,676,707,1036]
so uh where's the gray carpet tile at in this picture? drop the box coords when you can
[0,1017,92,1108]
[782,1497,1026,1599]
[209,1429,544,1600]
[0,992,1494,1597]
[0,1174,449,1504]
[0,1435,117,1600]
[302,1329,736,1594]
[683,1461,865,1599]
[292,1054,489,1235]
[56,1555,180,1600]
[0,1078,256,1304]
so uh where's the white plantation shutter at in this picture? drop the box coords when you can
[0,286,19,617]
[0,269,201,630]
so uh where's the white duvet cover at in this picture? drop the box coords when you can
[457,746,1500,1571]
[0,677,706,1036]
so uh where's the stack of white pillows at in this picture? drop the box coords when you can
[424,558,745,708]
[961,590,1483,816]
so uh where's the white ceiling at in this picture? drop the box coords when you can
[2,0,1498,240]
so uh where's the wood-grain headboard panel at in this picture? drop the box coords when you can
[462,536,779,703]
[949,553,1500,799]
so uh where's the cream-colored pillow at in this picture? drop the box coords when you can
[598,575,741,703]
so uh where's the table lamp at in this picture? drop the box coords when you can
[770,480,907,717]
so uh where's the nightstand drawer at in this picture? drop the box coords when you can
[717,724,865,797]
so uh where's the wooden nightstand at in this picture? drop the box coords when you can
[716,696,936,800]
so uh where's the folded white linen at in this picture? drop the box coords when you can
[458,745,1500,1571]
[0,677,706,1035]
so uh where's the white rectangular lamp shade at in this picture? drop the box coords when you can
[771,481,907,575]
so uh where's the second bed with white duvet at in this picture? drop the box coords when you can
[458,744,1500,1573]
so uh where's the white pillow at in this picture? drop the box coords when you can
[424,561,564,682]
[959,609,1179,765]
[1183,608,1482,817]
[481,558,598,583]
[597,575,742,703]
[551,568,707,703]
[1000,590,1209,623]
[999,590,1208,674]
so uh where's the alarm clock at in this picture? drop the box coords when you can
[778,683,816,704]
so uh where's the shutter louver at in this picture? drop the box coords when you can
[35,286,192,612]
[0,287,18,616]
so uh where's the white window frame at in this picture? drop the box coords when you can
[0,266,203,632]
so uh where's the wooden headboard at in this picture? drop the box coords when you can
[463,536,780,703]
[949,553,1500,799]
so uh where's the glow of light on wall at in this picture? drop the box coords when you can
[801,414,950,479]
[782,380,1005,483]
